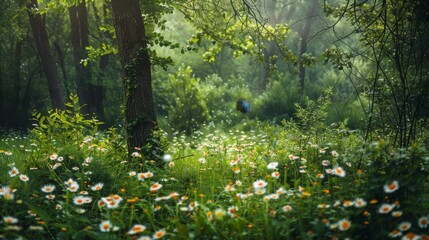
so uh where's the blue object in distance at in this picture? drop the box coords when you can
[236,99,250,113]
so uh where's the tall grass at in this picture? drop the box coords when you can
[1,96,428,239]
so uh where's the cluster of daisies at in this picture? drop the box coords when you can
[378,180,428,239]
[99,221,167,239]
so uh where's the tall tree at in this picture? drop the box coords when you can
[27,0,64,109]
[297,0,318,93]
[69,0,104,117]
[110,0,159,156]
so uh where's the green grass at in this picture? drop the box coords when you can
[1,98,428,239]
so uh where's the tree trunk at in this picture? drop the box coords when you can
[110,0,159,158]
[297,6,317,94]
[12,41,23,127]
[69,1,97,116]
[54,41,71,97]
[27,0,64,109]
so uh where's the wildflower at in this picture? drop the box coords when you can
[127,224,147,235]
[5,151,12,155]
[331,151,339,157]
[169,192,180,199]
[8,167,19,177]
[55,204,62,210]
[144,171,154,178]
[332,166,346,177]
[68,182,79,192]
[384,180,399,193]
[155,196,170,202]
[282,205,292,212]
[102,195,123,209]
[354,198,367,208]
[72,167,79,171]
[84,157,93,163]
[29,225,44,231]
[100,220,112,232]
[65,178,74,185]
[52,163,62,169]
[253,179,268,189]
[271,171,280,179]
[45,194,55,200]
[398,222,411,232]
[28,210,37,216]
[0,186,13,200]
[224,184,235,192]
[288,154,295,160]
[338,219,351,231]
[276,187,285,195]
[319,148,326,154]
[84,196,92,203]
[57,156,64,162]
[318,203,330,209]
[163,154,173,162]
[153,229,166,239]
[214,208,226,220]
[49,153,58,160]
[254,188,266,195]
[129,171,137,177]
[3,216,18,224]
[73,196,86,205]
[333,200,341,207]
[401,232,420,240]
[131,152,141,158]
[75,208,85,214]
[418,216,428,228]
[343,200,354,207]
[388,229,402,238]
[150,182,163,192]
[267,162,278,170]
[41,184,55,193]
[235,180,242,186]
[317,173,325,179]
[97,200,106,207]
[197,158,206,164]
[263,195,271,202]
[378,203,396,214]
[168,162,175,167]
[322,160,330,166]
[137,236,152,240]
[91,183,104,191]
[232,167,240,173]
[249,162,256,168]
[270,193,280,200]
[19,174,29,182]
[227,206,238,218]
[325,168,333,174]
[392,211,403,217]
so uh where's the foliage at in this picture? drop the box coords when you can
[29,95,102,165]
[161,65,210,134]
[252,73,302,122]
[2,97,429,239]
[324,0,429,147]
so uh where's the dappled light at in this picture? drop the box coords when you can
[0,0,428,239]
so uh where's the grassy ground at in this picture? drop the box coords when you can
[1,104,428,239]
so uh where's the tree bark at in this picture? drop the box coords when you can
[297,6,317,94]
[54,41,71,97]
[69,0,101,116]
[27,0,65,109]
[110,0,159,157]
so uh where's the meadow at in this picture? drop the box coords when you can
[1,98,428,240]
